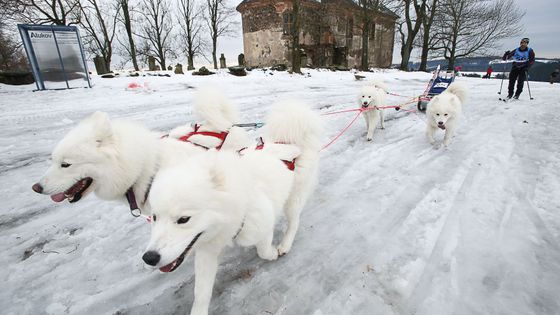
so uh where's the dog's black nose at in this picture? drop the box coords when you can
[32,183,43,193]
[142,251,161,266]
[438,121,444,125]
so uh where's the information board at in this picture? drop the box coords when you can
[18,25,91,90]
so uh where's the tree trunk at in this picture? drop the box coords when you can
[291,0,301,74]
[121,0,139,71]
[399,38,414,70]
[187,56,194,70]
[361,21,369,71]
[419,0,437,72]
[399,0,427,71]
[212,39,218,69]
[419,34,429,71]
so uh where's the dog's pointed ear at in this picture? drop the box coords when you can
[89,111,113,145]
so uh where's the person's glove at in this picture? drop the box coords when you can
[502,51,510,60]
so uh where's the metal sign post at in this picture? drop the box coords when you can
[18,24,92,91]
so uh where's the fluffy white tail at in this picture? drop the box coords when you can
[263,101,322,153]
[194,87,239,131]
[445,82,468,104]
[371,79,388,93]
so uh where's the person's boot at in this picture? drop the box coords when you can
[507,93,513,99]
[514,93,520,100]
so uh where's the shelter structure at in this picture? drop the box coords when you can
[236,0,397,68]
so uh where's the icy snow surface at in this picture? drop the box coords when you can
[1,69,560,315]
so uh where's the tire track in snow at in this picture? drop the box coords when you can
[367,156,474,310]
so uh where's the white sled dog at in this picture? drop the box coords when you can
[358,80,388,141]
[141,101,322,315]
[167,87,250,151]
[425,82,468,146]
[31,89,248,214]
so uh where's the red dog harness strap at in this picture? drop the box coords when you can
[178,124,229,150]
[255,137,296,171]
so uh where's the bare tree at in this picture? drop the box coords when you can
[118,0,140,71]
[290,0,302,73]
[204,0,237,69]
[355,0,383,71]
[398,0,427,71]
[177,0,204,70]
[138,0,174,70]
[9,0,81,25]
[417,0,438,71]
[0,27,28,71]
[0,0,18,19]
[433,0,523,70]
[78,0,120,72]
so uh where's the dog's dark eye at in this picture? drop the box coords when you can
[436,113,440,116]
[177,216,190,224]
[444,113,448,116]
[152,215,157,222]
[61,162,71,168]
[362,95,364,97]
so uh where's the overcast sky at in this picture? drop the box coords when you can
[217,0,559,66]
[504,0,559,59]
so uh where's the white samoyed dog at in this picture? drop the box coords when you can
[31,111,200,210]
[141,101,322,315]
[425,82,468,146]
[167,87,250,151]
[358,80,388,141]
[31,89,248,214]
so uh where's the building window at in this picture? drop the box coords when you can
[283,12,294,35]
[369,22,376,40]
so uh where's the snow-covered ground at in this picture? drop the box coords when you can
[1,69,559,315]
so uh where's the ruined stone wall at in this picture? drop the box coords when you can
[240,5,289,67]
[367,21,395,68]
[238,0,395,68]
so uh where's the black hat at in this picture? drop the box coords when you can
[521,37,530,43]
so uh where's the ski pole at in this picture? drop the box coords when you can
[525,71,534,100]
[498,62,506,94]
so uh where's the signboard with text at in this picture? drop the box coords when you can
[18,24,91,90]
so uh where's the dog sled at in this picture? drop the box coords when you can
[417,65,455,111]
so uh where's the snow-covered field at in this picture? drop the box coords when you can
[1,69,560,315]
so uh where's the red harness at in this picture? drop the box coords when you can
[254,137,296,171]
[177,124,229,150]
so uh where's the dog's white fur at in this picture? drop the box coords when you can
[425,82,468,146]
[32,111,204,209]
[358,80,387,141]
[168,87,250,151]
[32,88,247,212]
[143,101,322,315]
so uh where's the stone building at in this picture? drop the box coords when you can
[236,0,398,69]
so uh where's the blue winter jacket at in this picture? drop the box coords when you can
[502,47,535,70]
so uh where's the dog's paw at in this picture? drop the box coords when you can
[257,247,278,261]
[277,243,292,257]
[367,137,373,141]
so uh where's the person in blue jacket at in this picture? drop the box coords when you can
[502,37,535,99]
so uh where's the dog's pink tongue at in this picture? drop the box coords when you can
[50,193,67,202]
[159,263,174,273]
